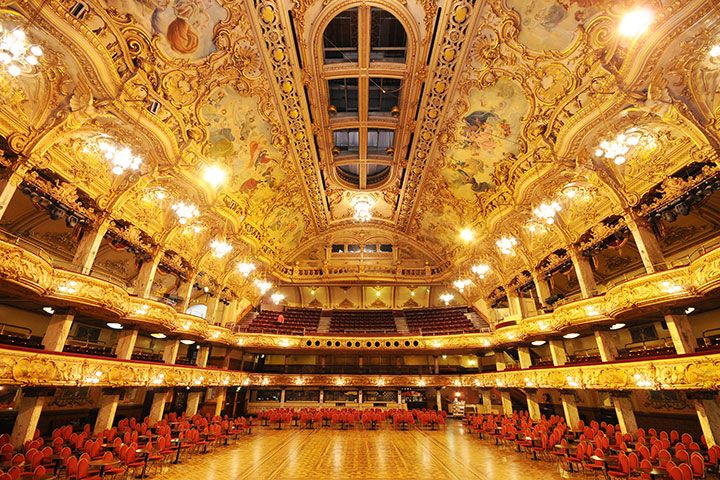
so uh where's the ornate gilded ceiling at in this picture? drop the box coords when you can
[0,0,719,306]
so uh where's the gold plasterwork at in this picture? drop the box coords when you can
[0,0,716,308]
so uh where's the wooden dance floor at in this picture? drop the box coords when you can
[156,421,563,480]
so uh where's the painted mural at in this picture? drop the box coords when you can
[506,0,600,52]
[417,203,464,251]
[103,0,228,60]
[441,78,529,202]
[200,86,307,251]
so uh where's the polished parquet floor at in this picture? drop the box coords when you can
[156,421,564,480]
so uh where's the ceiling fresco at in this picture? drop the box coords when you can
[0,0,717,307]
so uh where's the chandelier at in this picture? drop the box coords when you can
[533,201,561,224]
[594,129,643,165]
[210,239,233,258]
[237,262,256,277]
[439,293,454,305]
[351,194,374,222]
[254,279,272,294]
[96,139,143,175]
[270,292,285,305]
[171,201,199,225]
[471,263,490,278]
[453,279,471,292]
[496,235,517,255]
[0,26,43,77]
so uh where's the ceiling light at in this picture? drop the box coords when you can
[97,139,143,175]
[618,8,653,37]
[180,339,195,345]
[563,332,580,339]
[471,263,490,278]
[210,239,233,258]
[496,235,518,255]
[271,292,285,305]
[150,333,167,339]
[171,202,199,225]
[533,201,562,224]
[710,45,720,58]
[254,279,272,295]
[609,323,626,330]
[42,306,55,315]
[351,194,374,222]
[0,26,43,76]
[440,293,454,305]
[237,262,256,277]
[202,164,226,188]
[459,228,474,242]
[453,279,471,292]
[106,322,123,330]
[531,340,546,346]
[685,307,695,315]
[595,129,647,165]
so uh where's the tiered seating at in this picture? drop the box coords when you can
[329,310,396,333]
[244,308,321,334]
[404,307,478,335]
[62,341,116,358]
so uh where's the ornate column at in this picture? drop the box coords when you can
[433,355,440,374]
[569,248,597,298]
[115,329,138,360]
[93,388,122,435]
[500,390,513,416]
[0,164,28,221]
[358,390,363,404]
[135,250,163,298]
[435,388,442,411]
[196,345,210,368]
[176,273,196,313]
[148,389,169,423]
[625,210,667,273]
[162,340,180,364]
[532,271,552,308]
[205,295,221,325]
[560,390,581,431]
[319,389,324,404]
[688,392,720,447]
[611,392,638,434]
[506,287,526,318]
[397,390,401,406]
[663,310,696,354]
[213,387,227,417]
[495,352,507,371]
[280,388,286,407]
[525,389,541,421]
[185,389,202,416]
[518,347,532,369]
[549,340,567,366]
[594,330,618,362]
[42,310,74,352]
[10,387,53,448]
[72,218,110,275]
[481,389,493,414]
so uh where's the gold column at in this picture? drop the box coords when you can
[612,393,638,434]
[114,329,138,360]
[42,311,74,352]
[162,340,179,364]
[135,251,163,298]
[93,388,121,435]
[196,345,210,368]
[185,389,202,416]
[148,389,169,424]
[689,392,720,448]
[595,330,618,362]
[625,211,667,273]
[663,311,696,354]
[560,391,581,431]
[569,248,597,298]
[10,388,51,448]
[71,219,110,275]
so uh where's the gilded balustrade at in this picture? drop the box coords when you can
[1,345,719,391]
[0,238,718,351]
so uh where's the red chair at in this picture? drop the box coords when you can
[679,463,694,480]
[607,452,630,478]
[690,451,705,479]
[638,458,654,480]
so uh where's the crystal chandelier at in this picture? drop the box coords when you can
[351,194,374,222]
[96,140,142,175]
[439,293,454,305]
[453,279,471,292]
[496,235,517,255]
[594,129,644,165]
[533,201,562,224]
[254,279,272,294]
[0,26,43,77]
[237,261,256,277]
[270,292,285,305]
[210,239,233,258]
[471,263,490,278]
[171,201,199,225]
